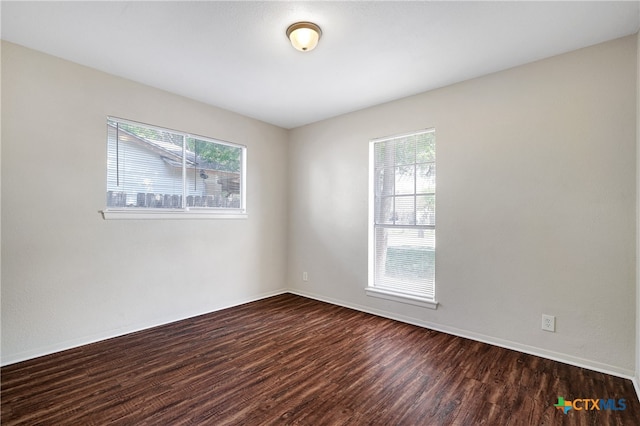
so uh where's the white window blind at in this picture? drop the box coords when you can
[106,117,245,214]
[368,129,436,306]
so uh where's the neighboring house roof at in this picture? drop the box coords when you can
[108,123,238,174]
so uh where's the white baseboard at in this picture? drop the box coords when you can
[289,289,637,382]
[4,286,638,394]
[1,288,289,367]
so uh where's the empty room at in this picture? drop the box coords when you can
[1,1,639,424]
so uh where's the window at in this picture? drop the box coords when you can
[367,129,437,308]
[103,117,246,219]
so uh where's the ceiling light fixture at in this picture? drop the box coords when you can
[286,22,322,52]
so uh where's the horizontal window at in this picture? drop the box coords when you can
[102,117,246,219]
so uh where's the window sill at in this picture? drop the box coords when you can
[100,209,248,220]
[365,287,438,309]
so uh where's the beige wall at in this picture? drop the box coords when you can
[288,35,637,375]
[636,29,640,390]
[1,42,290,364]
[2,35,638,377]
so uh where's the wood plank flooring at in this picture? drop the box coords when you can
[2,293,638,425]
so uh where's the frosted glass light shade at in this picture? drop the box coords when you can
[286,22,321,52]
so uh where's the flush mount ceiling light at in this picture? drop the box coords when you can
[286,22,322,52]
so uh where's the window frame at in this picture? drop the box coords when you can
[366,129,438,309]
[101,117,247,220]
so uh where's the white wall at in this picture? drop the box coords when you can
[2,35,638,378]
[1,41,289,365]
[288,35,637,376]
[636,29,640,392]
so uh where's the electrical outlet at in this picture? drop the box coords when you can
[542,314,555,332]
[302,272,308,282]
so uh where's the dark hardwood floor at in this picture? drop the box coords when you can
[2,293,638,425]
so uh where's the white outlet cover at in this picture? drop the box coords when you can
[542,314,555,332]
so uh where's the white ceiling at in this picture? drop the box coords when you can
[2,1,639,129]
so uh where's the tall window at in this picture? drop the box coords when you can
[368,129,437,308]
[105,117,246,217]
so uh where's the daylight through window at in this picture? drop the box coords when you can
[368,129,436,307]
[106,117,246,215]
